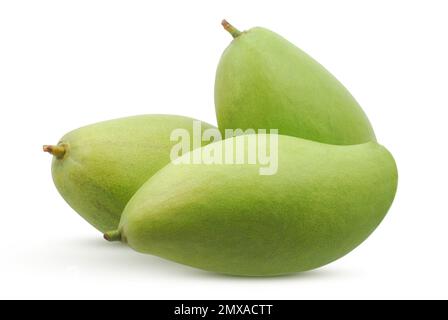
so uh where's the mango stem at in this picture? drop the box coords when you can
[104,230,122,242]
[222,20,242,38]
[43,145,66,159]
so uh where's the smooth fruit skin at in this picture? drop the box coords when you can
[114,135,398,276]
[215,25,376,145]
[48,115,216,233]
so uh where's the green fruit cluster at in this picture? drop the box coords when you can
[45,21,398,276]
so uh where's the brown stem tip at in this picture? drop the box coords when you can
[221,19,242,38]
[104,230,122,242]
[43,144,66,159]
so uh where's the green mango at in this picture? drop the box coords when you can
[105,134,398,276]
[44,115,216,233]
[215,21,376,145]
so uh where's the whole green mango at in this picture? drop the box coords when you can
[215,21,376,145]
[105,134,398,276]
[44,115,216,233]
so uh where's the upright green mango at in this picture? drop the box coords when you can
[105,135,398,276]
[44,115,216,233]
[215,21,376,145]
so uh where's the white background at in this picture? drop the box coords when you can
[1,0,447,300]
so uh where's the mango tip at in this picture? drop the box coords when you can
[43,144,66,159]
[104,230,121,242]
[221,19,242,38]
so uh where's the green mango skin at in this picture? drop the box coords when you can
[215,26,376,145]
[49,115,216,233]
[114,135,398,276]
